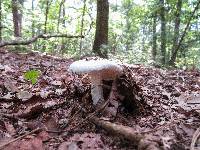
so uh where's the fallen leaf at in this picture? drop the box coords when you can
[51,81,62,86]
[17,91,33,101]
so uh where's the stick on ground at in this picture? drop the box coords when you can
[0,128,42,150]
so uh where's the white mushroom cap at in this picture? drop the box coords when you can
[69,59,123,79]
[69,59,123,105]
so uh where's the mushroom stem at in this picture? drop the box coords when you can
[90,73,104,105]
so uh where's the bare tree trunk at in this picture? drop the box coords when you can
[152,12,157,61]
[12,0,22,37]
[169,0,200,66]
[57,0,65,33]
[159,0,166,65]
[79,0,86,55]
[32,0,35,37]
[44,0,51,34]
[124,3,131,52]
[59,0,66,55]
[0,0,2,42]
[171,0,182,60]
[93,0,109,58]
[62,0,66,28]
[18,0,23,35]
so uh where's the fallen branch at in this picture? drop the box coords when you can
[190,126,200,150]
[0,34,84,47]
[0,128,42,150]
[90,117,162,150]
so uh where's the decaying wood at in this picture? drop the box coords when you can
[0,34,84,47]
[90,117,162,150]
[116,66,149,114]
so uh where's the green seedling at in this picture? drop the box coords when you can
[24,70,41,84]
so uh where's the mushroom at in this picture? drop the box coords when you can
[69,59,123,105]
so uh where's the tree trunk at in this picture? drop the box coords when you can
[169,0,200,66]
[62,0,66,27]
[171,0,182,58]
[12,0,22,37]
[152,12,157,61]
[169,0,182,66]
[32,0,35,37]
[79,0,86,54]
[44,0,51,34]
[57,0,65,33]
[159,0,166,65]
[93,0,109,58]
[0,0,2,42]
[18,0,23,35]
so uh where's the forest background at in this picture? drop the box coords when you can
[0,0,200,68]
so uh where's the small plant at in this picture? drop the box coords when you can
[24,70,41,84]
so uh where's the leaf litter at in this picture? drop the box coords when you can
[0,48,200,150]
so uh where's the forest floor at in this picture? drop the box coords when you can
[0,48,200,150]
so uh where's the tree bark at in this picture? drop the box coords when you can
[31,0,35,37]
[152,12,157,61]
[18,0,23,34]
[93,0,109,58]
[12,0,22,37]
[57,0,66,54]
[159,0,166,65]
[57,0,65,33]
[44,0,51,34]
[62,0,66,27]
[169,0,200,66]
[79,0,86,54]
[171,0,182,58]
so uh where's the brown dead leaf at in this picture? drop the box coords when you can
[2,93,13,100]
[44,116,58,136]
[4,79,18,93]
[37,131,50,142]
[66,133,105,150]
[3,137,44,150]
[17,91,33,101]
[51,80,62,86]
[58,141,79,150]
[4,122,16,136]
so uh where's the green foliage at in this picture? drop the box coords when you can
[1,0,200,68]
[24,70,41,85]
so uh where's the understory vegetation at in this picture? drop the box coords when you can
[0,0,200,68]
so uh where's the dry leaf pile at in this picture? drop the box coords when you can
[0,49,200,150]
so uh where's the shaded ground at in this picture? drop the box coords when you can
[0,49,200,150]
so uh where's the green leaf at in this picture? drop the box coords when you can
[24,70,41,85]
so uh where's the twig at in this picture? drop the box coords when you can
[190,126,200,150]
[65,79,118,132]
[43,98,110,136]
[90,117,161,150]
[0,34,84,47]
[69,98,110,131]
[0,128,42,150]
